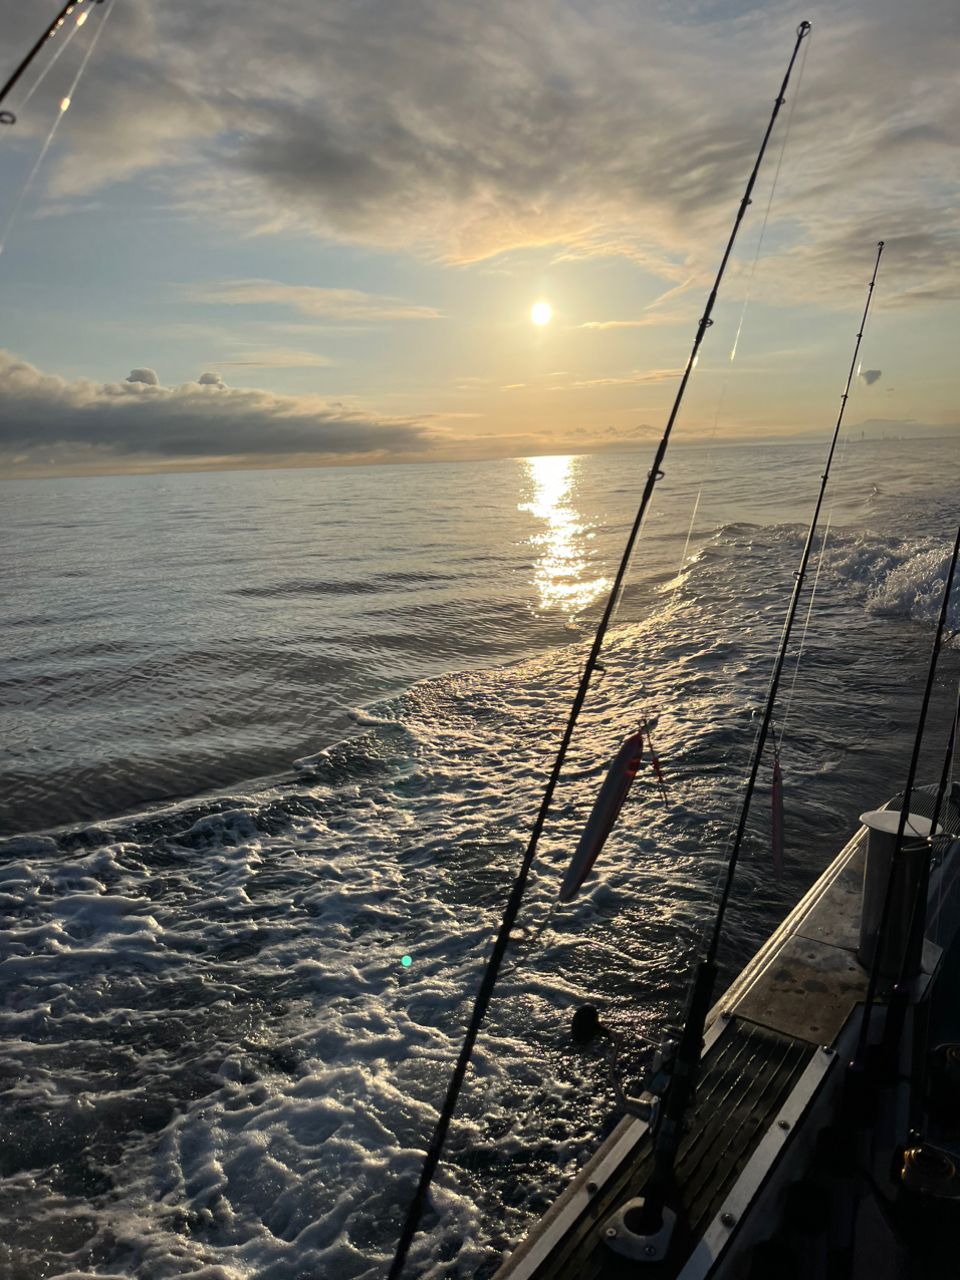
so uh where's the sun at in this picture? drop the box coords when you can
[531,300,553,326]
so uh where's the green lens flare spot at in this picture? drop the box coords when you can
[401,954,412,968]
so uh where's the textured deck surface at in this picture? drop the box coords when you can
[732,846,869,1044]
[497,786,960,1279]
[516,1019,813,1279]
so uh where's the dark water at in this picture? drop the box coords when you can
[0,440,958,1278]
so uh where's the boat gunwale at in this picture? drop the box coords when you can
[495,824,868,1278]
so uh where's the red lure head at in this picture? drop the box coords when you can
[625,750,643,779]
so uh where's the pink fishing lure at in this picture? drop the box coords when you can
[559,729,645,902]
[772,749,785,878]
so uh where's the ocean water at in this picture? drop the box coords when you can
[1,438,958,1279]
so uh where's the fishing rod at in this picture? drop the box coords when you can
[386,20,812,1278]
[906,678,960,1132]
[0,0,103,126]
[928,681,960,864]
[635,238,885,1234]
[853,518,960,1069]
[881,672,960,1105]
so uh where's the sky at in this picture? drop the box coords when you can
[0,0,958,477]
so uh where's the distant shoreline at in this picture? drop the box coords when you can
[3,427,959,483]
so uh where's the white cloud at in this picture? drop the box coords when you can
[217,349,332,369]
[580,315,687,331]
[9,0,960,308]
[566,368,683,389]
[126,367,159,386]
[189,280,441,322]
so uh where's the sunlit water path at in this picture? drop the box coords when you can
[1,439,958,1277]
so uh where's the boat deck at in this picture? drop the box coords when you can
[496,788,960,1280]
[520,1020,814,1280]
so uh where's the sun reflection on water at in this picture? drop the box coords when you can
[519,455,610,616]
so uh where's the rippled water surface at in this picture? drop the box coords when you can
[1,439,958,1278]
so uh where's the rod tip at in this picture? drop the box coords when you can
[797,20,812,36]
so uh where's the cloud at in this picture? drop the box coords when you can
[502,367,682,391]
[0,351,430,471]
[188,280,441,322]
[218,348,333,369]
[25,0,223,198]
[10,0,960,312]
[747,214,960,310]
[126,367,159,386]
[566,368,682,389]
[580,316,685,331]
[860,369,882,386]
[197,370,225,387]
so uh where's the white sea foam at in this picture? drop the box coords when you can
[865,543,960,630]
[2,441,958,1277]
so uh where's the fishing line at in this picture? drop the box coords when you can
[1,9,88,129]
[652,33,811,932]
[730,24,810,364]
[386,23,813,1278]
[777,427,851,749]
[614,39,806,623]
[777,277,886,746]
[701,528,814,920]
[0,0,116,258]
[624,241,885,1230]
[507,22,812,1132]
[698,630,784,932]
[705,241,884,969]
[685,28,811,821]
[785,441,852,720]
[777,524,828,743]
[606,26,809,640]
[593,67,810,940]
[499,901,558,978]
[496,29,809,978]
[504,714,667,977]
[0,0,101,125]
[668,13,811,672]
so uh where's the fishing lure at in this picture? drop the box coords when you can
[772,744,784,877]
[559,729,646,902]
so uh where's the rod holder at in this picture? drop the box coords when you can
[857,810,937,979]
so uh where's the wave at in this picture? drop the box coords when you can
[830,535,959,632]
[3,445,958,1277]
[676,519,957,637]
[864,543,960,630]
[232,569,463,601]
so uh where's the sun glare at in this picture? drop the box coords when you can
[519,456,610,615]
[531,300,553,326]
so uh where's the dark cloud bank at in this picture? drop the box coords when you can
[0,352,429,469]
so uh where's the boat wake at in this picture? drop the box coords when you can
[2,488,959,1278]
